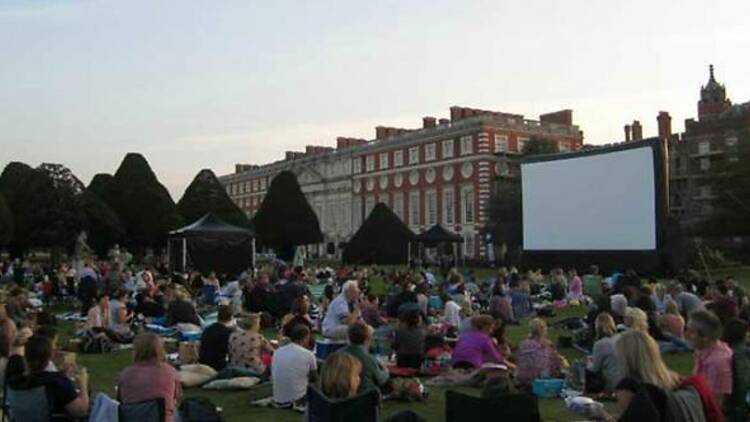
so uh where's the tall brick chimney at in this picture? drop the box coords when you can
[631,120,643,140]
[422,116,436,129]
[624,125,632,142]
[657,111,672,141]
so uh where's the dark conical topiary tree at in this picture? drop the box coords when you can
[342,203,415,265]
[177,169,251,228]
[252,171,322,260]
[95,153,182,251]
[0,193,12,247]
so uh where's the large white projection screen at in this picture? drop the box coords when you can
[522,146,656,251]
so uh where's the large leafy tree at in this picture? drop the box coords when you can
[97,153,182,251]
[522,137,560,156]
[0,193,12,247]
[252,171,322,260]
[703,132,750,242]
[0,162,68,256]
[177,169,250,228]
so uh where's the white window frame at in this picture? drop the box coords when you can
[460,136,473,155]
[408,147,420,165]
[352,158,362,174]
[494,134,509,152]
[462,185,474,224]
[365,155,375,172]
[393,150,404,167]
[443,188,454,225]
[698,141,710,154]
[425,143,436,161]
[379,152,390,170]
[700,157,710,171]
[393,192,404,222]
[442,140,454,159]
[409,191,420,227]
[426,190,437,225]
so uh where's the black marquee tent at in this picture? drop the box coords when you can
[413,224,464,267]
[342,203,415,265]
[168,213,255,275]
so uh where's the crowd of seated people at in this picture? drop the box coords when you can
[1,254,749,421]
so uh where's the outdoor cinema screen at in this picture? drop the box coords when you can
[521,144,657,251]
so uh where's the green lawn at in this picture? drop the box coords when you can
[59,266,749,421]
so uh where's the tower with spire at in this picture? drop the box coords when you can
[698,64,732,120]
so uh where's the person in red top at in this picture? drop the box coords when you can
[686,309,733,408]
[118,332,182,421]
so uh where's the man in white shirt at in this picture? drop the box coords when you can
[321,280,361,340]
[271,325,317,408]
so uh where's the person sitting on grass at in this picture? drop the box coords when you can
[321,280,362,340]
[165,289,201,327]
[587,312,621,393]
[198,304,235,372]
[280,295,314,339]
[118,332,182,422]
[452,315,508,370]
[515,318,564,386]
[271,324,317,410]
[659,301,685,339]
[6,334,90,420]
[686,309,734,409]
[393,310,426,369]
[229,313,275,376]
[339,322,389,395]
[361,294,388,328]
[314,352,423,422]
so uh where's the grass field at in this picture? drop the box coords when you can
[57,266,749,422]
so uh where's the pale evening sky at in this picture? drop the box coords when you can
[2,0,749,199]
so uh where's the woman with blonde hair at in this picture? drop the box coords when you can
[588,330,684,421]
[229,313,275,374]
[623,307,649,332]
[118,332,182,421]
[515,318,564,386]
[320,352,362,399]
[587,313,622,392]
[619,329,679,386]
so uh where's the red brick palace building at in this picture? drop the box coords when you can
[219,105,583,259]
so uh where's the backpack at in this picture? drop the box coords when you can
[178,397,223,422]
[80,329,113,354]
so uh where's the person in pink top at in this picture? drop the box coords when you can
[118,332,182,421]
[658,301,685,339]
[567,269,583,301]
[451,315,506,369]
[686,309,733,408]
[515,318,564,386]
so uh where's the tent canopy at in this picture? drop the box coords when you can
[414,224,463,244]
[170,213,253,238]
[343,203,415,265]
[168,213,254,275]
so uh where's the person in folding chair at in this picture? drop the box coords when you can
[4,334,90,421]
[118,332,181,422]
[306,352,423,422]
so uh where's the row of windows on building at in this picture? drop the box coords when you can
[695,137,739,155]
[361,185,476,228]
[227,176,268,196]
[354,135,534,174]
